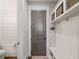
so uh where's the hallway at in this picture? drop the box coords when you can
[0,0,79,59]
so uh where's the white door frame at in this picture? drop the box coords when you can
[28,5,50,56]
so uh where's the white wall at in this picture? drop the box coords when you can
[56,15,79,59]
[49,0,79,59]
[48,2,57,59]
[17,0,28,59]
[0,0,28,59]
[0,0,17,56]
[49,3,56,47]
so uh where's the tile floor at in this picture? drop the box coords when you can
[32,56,48,59]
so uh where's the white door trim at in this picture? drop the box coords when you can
[28,5,50,56]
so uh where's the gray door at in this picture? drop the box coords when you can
[31,10,46,56]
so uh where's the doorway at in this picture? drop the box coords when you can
[31,10,46,56]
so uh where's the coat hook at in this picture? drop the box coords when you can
[50,27,55,30]
[58,22,60,24]
[66,18,69,21]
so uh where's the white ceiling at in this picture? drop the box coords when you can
[28,0,58,3]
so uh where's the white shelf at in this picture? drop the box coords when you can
[51,2,79,24]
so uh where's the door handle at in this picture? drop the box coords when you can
[44,38,46,40]
[17,42,20,45]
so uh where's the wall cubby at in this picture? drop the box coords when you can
[51,12,55,20]
[66,0,79,10]
[56,3,64,17]
[50,0,79,59]
[51,0,79,24]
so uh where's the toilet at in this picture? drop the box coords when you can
[0,50,6,59]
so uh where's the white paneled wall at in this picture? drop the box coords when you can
[48,3,57,59]
[56,15,79,59]
[49,3,56,47]
[17,0,28,59]
[0,0,17,56]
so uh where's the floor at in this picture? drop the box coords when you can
[32,56,48,59]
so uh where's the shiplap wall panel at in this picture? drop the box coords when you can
[0,0,17,56]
